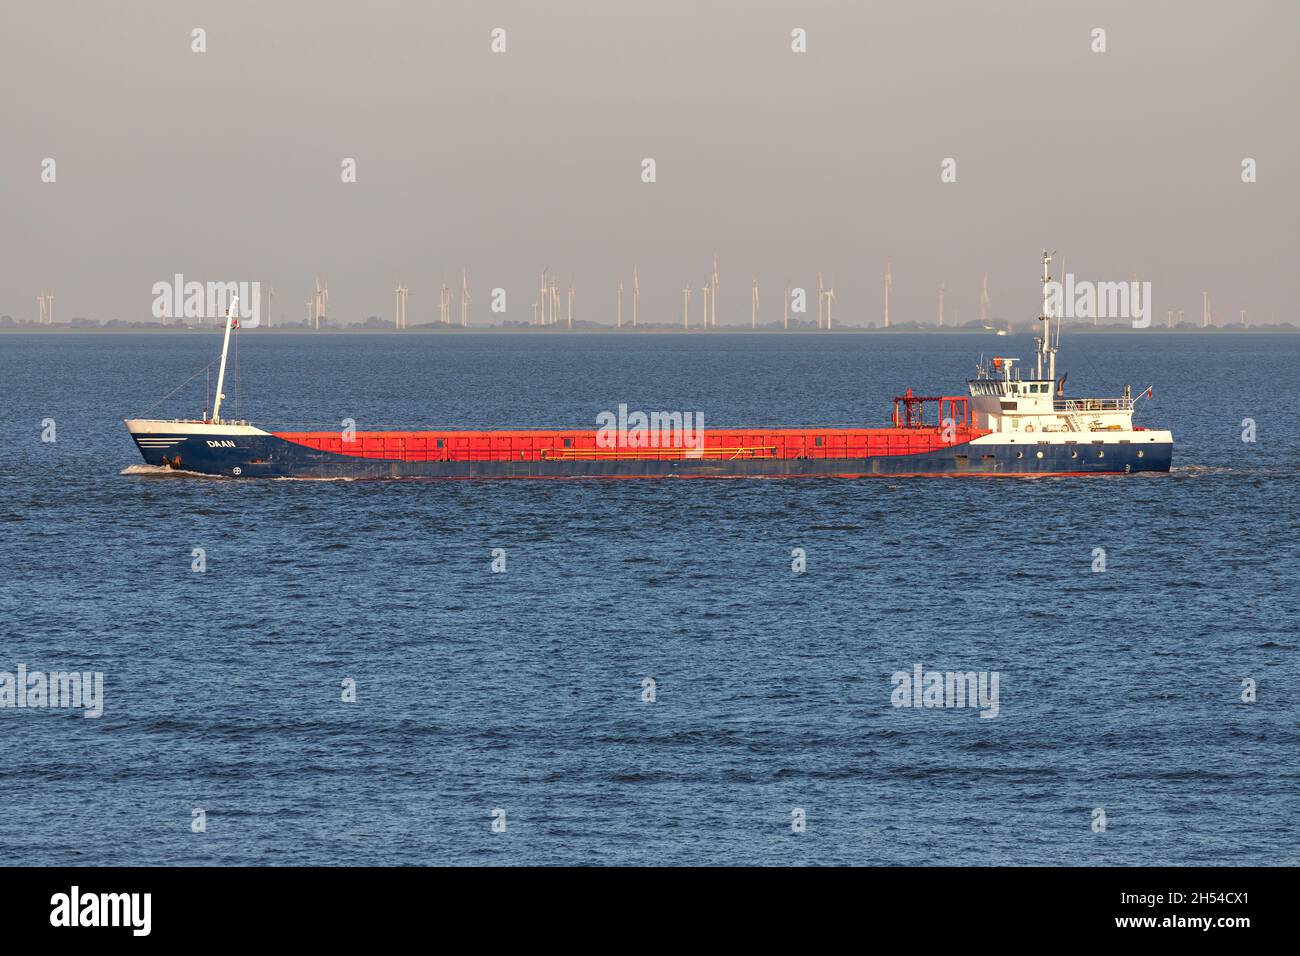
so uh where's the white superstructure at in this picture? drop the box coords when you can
[964,251,1173,460]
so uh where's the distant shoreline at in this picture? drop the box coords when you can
[2,324,1295,335]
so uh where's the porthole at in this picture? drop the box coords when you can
[1036,451,1044,459]
[1070,450,1078,459]
[1015,451,1023,459]
[1098,450,1105,459]
[1136,449,1144,458]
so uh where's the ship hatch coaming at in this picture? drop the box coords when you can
[269,424,989,464]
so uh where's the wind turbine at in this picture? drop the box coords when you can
[632,267,639,327]
[883,260,892,328]
[817,272,825,329]
[306,297,313,326]
[883,260,894,330]
[36,291,46,324]
[567,277,574,328]
[266,285,275,328]
[938,282,945,327]
[1202,291,1210,327]
[701,279,710,330]
[711,254,718,329]
[46,293,53,325]
[980,273,990,327]
[617,279,623,328]
[394,284,409,329]
[826,283,834,329]
[314,276,329,329]
[550,279,560,328]
[784,279,790,330]
[682,285,691,329]
[751,275,759,329]
[460,269,470,326]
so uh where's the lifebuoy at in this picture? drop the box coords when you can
[1025,423,1035,433]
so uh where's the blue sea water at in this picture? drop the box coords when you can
[0,331,1296,866]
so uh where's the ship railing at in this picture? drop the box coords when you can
[541,446,778,461]
[1053,398,1132,413]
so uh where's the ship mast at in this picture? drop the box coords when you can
[211,296,237,424]
[1037,250,1055,382]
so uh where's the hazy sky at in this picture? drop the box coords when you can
[2,0,1296,326]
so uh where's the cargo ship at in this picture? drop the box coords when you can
[125,252,1173,479]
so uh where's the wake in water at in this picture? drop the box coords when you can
[1172,464,1297,478]
[119,464,225,479]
